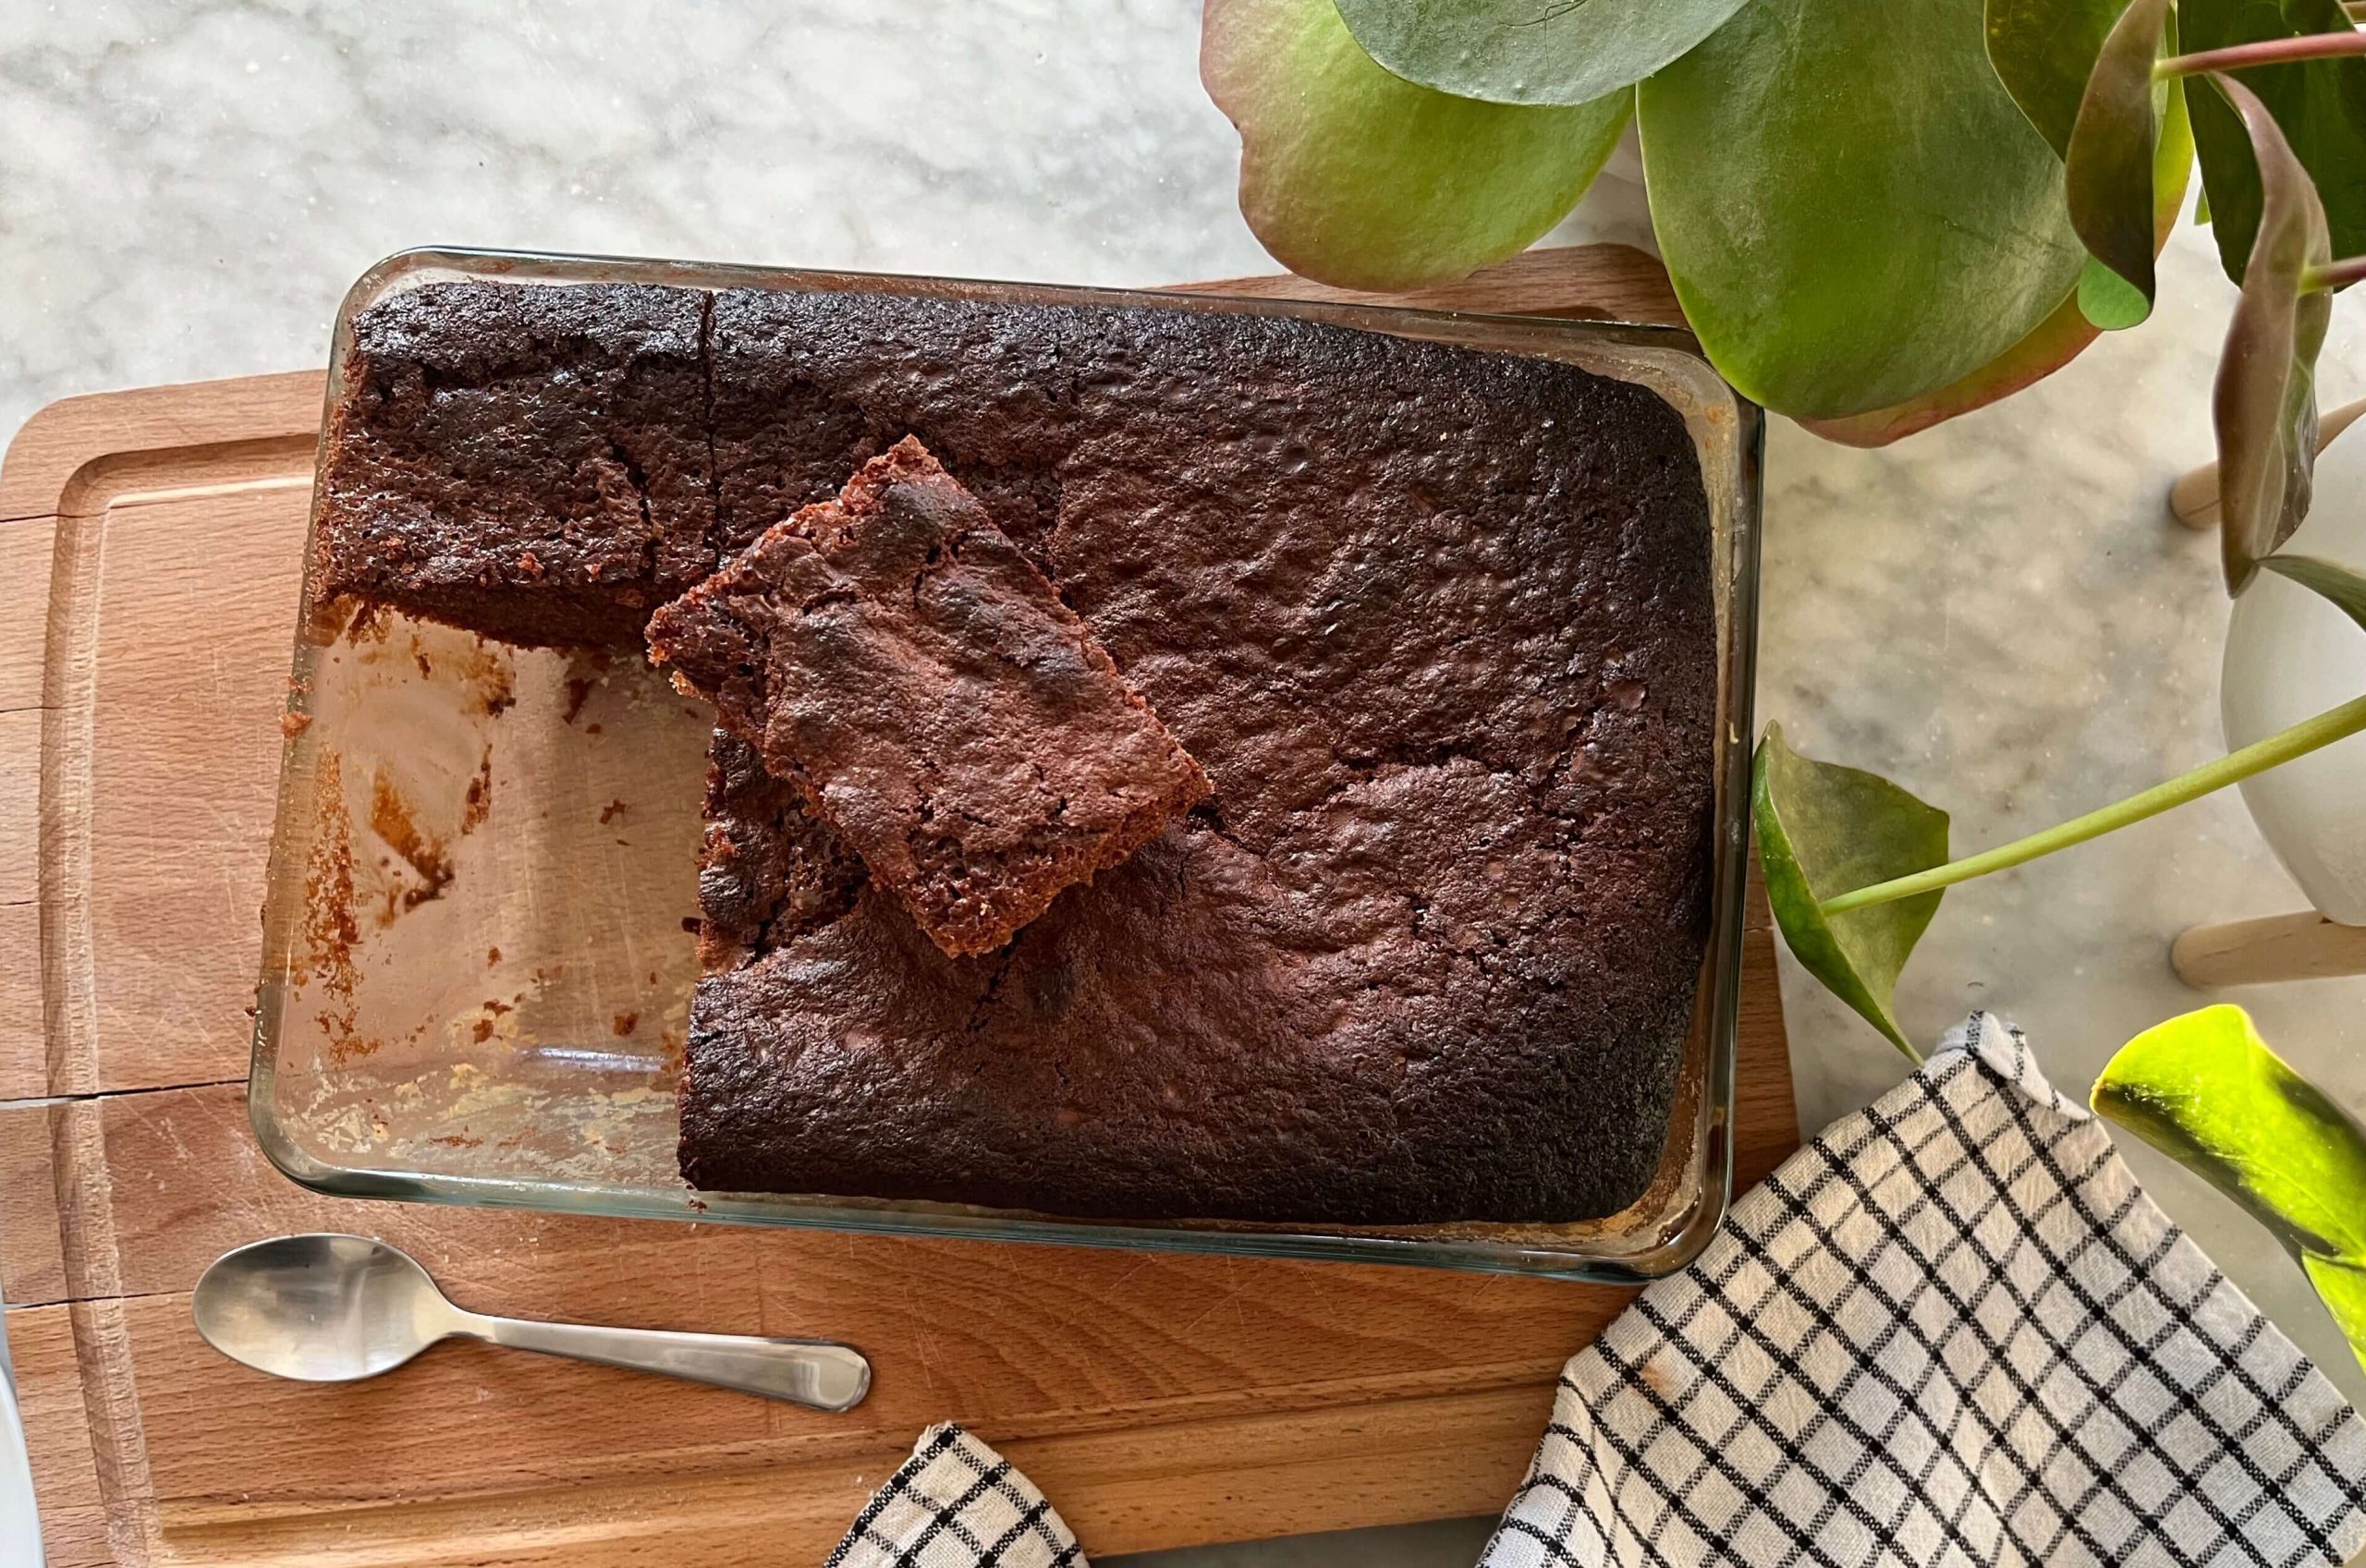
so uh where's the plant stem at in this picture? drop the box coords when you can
[2306,256,2366,290]
[1819,693,2366,917]
[2155,31,2366,77]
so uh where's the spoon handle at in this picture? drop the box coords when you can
[460,1313,872,1410]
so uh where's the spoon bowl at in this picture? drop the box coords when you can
[192,1233,871,1409]
[195,1234,456,1382]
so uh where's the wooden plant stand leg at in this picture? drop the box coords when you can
[2173,911,2366,987]
[2170,396,2366,529]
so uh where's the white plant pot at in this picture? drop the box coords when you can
[2223,420,2366,925]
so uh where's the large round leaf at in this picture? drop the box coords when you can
[1987,0,2130,156]
[1803,54,2191,445]
[1202,0,1631,292]
[1639,0,2089,420]
[1335,0,1752,107]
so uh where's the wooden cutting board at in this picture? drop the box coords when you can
[0,246,1794,1568]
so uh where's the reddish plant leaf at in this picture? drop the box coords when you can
[2064,0,2177,318]
[2214,76,2335,593]
[1201,0,1629,292]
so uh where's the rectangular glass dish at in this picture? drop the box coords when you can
[250,247,1764,1281]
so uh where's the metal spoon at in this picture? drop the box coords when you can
[192,1234,871,1410]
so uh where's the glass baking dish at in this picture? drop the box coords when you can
[250,247,1763,1282]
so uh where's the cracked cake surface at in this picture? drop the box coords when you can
[318,281,717,648]
[316,279,1720,1225]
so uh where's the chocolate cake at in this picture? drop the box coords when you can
[315,278,1720,1225]
[649,437,1209,958]
[317,283,715,648]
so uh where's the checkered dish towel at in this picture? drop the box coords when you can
[828,1015,2366,1568]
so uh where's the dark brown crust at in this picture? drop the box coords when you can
[316,282,715,648]
[692,730,864,971]
[321,280,1719,1225]
[649,437,1210,957]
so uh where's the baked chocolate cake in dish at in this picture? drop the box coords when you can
[648,436,1210,959]
[316,282,716,649]
[313,277,1720,1227]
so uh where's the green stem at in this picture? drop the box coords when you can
[1820,692,2366,917]
[2155,32,2366,78]
[2306,256,2366,291]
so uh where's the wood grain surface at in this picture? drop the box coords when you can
[0,247,1794,1568]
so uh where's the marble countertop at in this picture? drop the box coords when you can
[4,2,2364,1563]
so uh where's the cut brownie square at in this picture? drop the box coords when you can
[314,281,715,648]
[649,436,1210,957]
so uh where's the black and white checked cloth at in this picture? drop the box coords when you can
[830,1015,2366,1568]
[827,1423,1081,1568]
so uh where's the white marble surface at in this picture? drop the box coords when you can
[3,2,2365,1562]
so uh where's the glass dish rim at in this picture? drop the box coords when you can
[249,244,1766,1284]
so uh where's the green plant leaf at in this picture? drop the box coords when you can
[1987,0,2136,156]
[1801,63,2191,445]
[1335,0,1752,107]
[2064,0,2177,320]
[1752,724,1950,1056]
[2094,1005,2366,1260]
[2181,0,2366,283]
[1639,0,2088,420]
[2094,1005,2366,1371]
[1201,0,1631,292]
[1799,293,2107,446]
[2213,76,2335,593]
[2077,255,2155,327]
[2259,553,2366,632]
[2302,1255,2366,1373]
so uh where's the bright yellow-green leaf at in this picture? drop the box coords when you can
[2094,1004,2366,1376]
[2094,1005,2366,1260]
[2302,1255,2366,1376]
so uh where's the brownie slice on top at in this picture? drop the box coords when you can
[649,437,1210,957]
[315,280,715,648]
